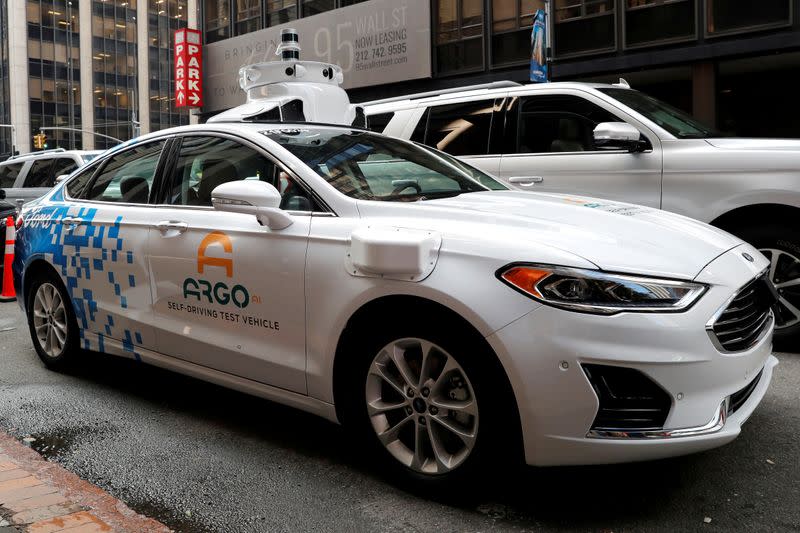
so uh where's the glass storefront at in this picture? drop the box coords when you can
[0,3,12,157]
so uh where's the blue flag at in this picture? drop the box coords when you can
[530,9,548,83]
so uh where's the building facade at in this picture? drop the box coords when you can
[200,0,800,138]
[0,0,199,158]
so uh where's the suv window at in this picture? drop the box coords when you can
[51,158,79,179]
[512,95,620,154]
[366,112,394,134]
[0,163,25,188]
[83,141,166,203]
[425,100,496,157]
[24,159,54,188]
[167,136,316,212]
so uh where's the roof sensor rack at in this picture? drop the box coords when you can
[209,29,362,126]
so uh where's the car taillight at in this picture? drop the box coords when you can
[15,214,23,230]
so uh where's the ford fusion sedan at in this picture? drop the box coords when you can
[13,123,778,485]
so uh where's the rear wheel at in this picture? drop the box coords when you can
[730,223,800,349]
[26,271,80,370]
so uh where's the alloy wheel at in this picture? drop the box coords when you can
[761,248,800,329]
[365,338,478,475]
[32,283,68,358]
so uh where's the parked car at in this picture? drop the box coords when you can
[0,193,16,282]
[12,120,777,486]
[362,81,800,345]
[0,149,103,204]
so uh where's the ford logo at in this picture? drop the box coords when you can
[742,253,754,262]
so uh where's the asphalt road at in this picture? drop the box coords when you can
[0,301,798,533]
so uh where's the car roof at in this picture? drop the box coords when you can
[2,149,101,164]
[363,81,629,113]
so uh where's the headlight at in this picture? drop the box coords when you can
[498,264,707,314]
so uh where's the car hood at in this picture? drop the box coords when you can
[706,138,800,151]
[361,191,743,280]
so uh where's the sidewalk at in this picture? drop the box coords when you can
[0,432,168,533]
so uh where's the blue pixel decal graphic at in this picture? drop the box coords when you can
[18,204,146,360]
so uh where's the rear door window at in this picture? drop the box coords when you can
[0,163,24,188]
[425,99,497,156]
[51,158,79,179]
[23,159,55,188]
[83,141,167,203]
[366,112,395,133]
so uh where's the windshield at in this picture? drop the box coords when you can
[264,128,506,202]
[598,88,719,139]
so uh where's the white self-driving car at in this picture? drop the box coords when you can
[12,121,778,484]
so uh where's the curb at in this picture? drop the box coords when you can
[0,432,169,532]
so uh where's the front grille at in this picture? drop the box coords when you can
[583,364,671,431]
[711,274,777,352]
[729,369,763,415]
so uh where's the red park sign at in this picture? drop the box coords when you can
[175,28,203,108]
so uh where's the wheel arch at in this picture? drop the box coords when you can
[331,294,523,455]
[21,258,64,313]
[710,203,800,233]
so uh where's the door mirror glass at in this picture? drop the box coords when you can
[211,180,293,230]
[593,122,647,152]
[0,189,5,200]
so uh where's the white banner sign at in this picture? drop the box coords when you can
[203,0,431,113]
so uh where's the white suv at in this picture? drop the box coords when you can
[0,149,103,204]
[363,81,800,345]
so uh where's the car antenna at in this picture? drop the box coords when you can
[208,29,364,126]
[612,78,631,88]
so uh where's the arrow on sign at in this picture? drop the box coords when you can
[189,93,200,105]
[177,92,185,104]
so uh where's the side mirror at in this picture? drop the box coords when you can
[211,180,293,230]
[55,174,70,184]
[593,122,647,152]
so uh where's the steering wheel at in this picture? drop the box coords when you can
[390,180,422,195]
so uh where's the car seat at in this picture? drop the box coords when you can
[550,118,586,152]
[119,176,150,204]
[196,160,239,206]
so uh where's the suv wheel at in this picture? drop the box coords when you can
[731,224,800,349]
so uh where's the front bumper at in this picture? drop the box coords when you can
[487,244,777,466]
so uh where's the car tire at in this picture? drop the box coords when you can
[729,223,800,351]
[26,269,80,370]
[341,317,519,491]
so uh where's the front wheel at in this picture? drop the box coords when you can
[344,320,519,489]
[730,223,800,350]
[26,271,80,370]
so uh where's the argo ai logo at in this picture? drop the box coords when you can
[183,231,252,308]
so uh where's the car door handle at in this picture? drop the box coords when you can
[155,221,188,234]
[61,217,83,225]
[508,176,544,186]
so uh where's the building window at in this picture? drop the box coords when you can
[706,0,791,36]
[205,0,230,44]
[436,0,484,75]
[491,0,543,66]
[28,0,82,150]
[236,0,261,35]
[303,0,334,17]
[553,0,615,57]
[625,0,696,48]
[267,0,297,26]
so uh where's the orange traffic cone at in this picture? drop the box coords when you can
[0,216,16,302]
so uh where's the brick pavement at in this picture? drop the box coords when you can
[0,432,169,533]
